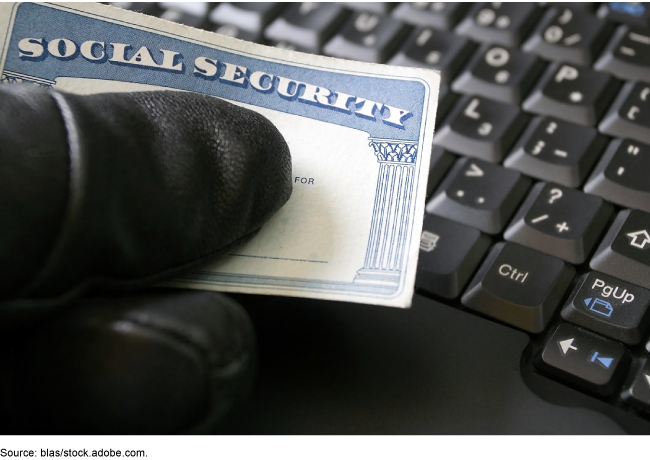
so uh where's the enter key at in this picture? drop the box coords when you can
[561,272,650,345]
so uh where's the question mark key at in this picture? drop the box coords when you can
[504,182,613,264]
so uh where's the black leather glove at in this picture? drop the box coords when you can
[0,84,292,433]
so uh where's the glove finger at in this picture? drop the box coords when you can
[0,85,292,321]
[0,289,256,434]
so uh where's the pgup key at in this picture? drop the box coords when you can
[523,62,621,126]
[562,272,650,345]
[433,95,528,162]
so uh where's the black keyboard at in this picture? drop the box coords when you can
[112,1,650,427]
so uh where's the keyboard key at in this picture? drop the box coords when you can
[113,2,163,16]
[622,359,650,412]
[159,5,207,28]
[426,158,531,234]
[522,62,621,126]
[267,41,309,52]
[539,3,598,14]
[522,7,614,66]
[504,182,613,264]
[433,96,529,162]
[435,85,458,126]
[416,214,491,299]
[561,272,650,345]
[461,242,575,333]
[341,2,397,14]
[535,323,630,396]
[594,25,650,84]
[391,2,470,30]
[590,209,650,290]
[323,11,409,62]
[209,3,284,34]
[210,23,262,43]
[387,27,475,84]
[597,2,650,28]
[599,82,650,145]
[584,139,650,213]
[425,146,455,198]
[451,44,545,104]
[504,116,608,187]
[264,3,349,53]
[455,2,542,47]
[159,2,209,17]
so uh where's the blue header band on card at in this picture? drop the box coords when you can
[4,3,427,141]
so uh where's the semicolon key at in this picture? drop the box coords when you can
[504,116,608,187]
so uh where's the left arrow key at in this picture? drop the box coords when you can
[558,337,578,355]
[535,323,630,396]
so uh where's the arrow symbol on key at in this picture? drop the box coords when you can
[559,338,578,355]
[465,163,484,177]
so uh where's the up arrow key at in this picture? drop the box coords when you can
[465,163,484,177]
[559,338,578,355]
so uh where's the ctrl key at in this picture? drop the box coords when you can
[461,242,575,333]
[535,323,630,396]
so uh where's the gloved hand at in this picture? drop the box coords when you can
[0,84,293,434]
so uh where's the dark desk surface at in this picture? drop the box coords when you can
[226,294,649,434]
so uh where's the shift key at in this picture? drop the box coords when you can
[461,242,575,333]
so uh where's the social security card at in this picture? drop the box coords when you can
[0,2,441,307]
